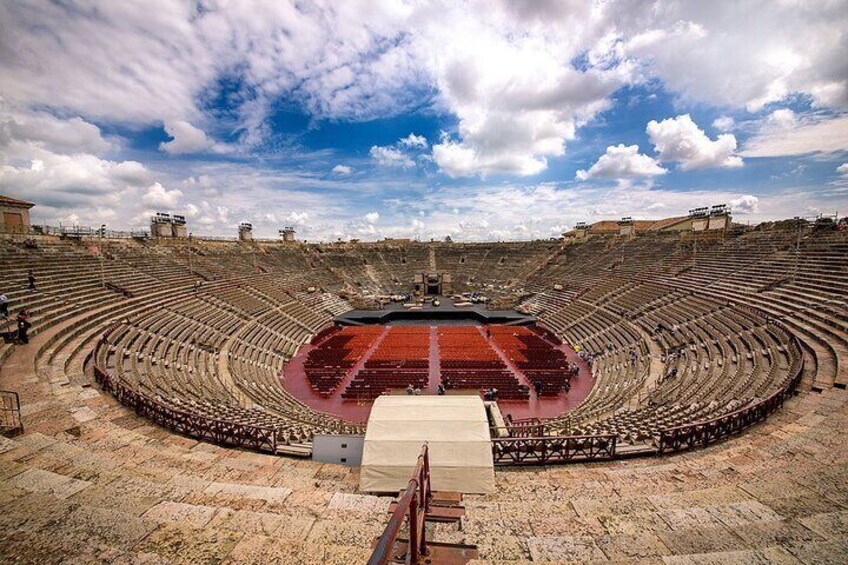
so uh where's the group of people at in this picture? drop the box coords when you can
[1,270,38,345]
[654,322,678,336]
[532,376,572,397]
[575,345,595,367]
[404,383,449,396]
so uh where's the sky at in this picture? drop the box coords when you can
[1,1,847,242]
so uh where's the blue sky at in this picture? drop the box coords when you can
[1,1,846,241]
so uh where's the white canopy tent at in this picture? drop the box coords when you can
[359,395,495,494]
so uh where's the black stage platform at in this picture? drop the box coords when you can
[334,300,535,326]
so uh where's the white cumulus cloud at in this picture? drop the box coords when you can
[729,195,759,214]
[767,109,797,129]
[285,211,309,226]
[576,144,667,180]
[712,116,735,132]
[1,110,113,155]
[370,145,415,168]
[142,183,183,207]
[647,114,742,170]
[159,120,215,154]
[399,133,428,149]
[364,211,380,224]
[331,164,353,175]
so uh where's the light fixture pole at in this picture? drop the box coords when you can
[99,224,106,288]
[792,217,803,281]
[692,229,698,268]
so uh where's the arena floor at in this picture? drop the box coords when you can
[281,323,595,423]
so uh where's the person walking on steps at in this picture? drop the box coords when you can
[0,294,8,319]
[27,270,36,292]
[16,310,31,344]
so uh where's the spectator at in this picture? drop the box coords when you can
[27,270,36,292]
[16,310,31,344]
[405,384,414,395]
[437,383,445,395]
[629,349,637,367]
[0,294,8,319]
[413,387,422,396]
[533,379,543,397]
[606,341,613,352]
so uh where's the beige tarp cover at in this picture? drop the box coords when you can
[359,395,495,494]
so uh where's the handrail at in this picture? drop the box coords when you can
[0,390,23,437]
[490,424,548,438]
[492,433,617,465]
[368,444,431,565]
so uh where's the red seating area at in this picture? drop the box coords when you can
[489,326,576,396]
[304,326,382,395]
[310,324,341,345]
[438,327,529,400]
[300,324,575,404]
[342,327,429,400]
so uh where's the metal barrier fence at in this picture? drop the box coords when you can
[368,444,431,565]
[0,391,23,437]
[492,434,617,465]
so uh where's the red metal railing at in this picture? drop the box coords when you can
[368,444,431,565]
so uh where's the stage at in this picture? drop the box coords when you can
[335,300,536,326]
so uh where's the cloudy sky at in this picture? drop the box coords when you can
[1,1,847,241]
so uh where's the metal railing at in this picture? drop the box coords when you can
[492,434,617,465]
[490,424,548,438]
[368,444,431,565]
[0,391,23,437]
[22,225,147,239]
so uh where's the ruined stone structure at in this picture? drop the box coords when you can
[0,195,35,234]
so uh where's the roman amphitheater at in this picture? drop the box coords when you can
[1,205,846,564]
